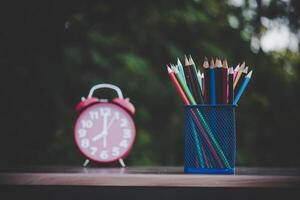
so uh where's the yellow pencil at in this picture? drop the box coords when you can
[233,61,245,89]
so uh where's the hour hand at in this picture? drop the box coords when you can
[92,132,105,142]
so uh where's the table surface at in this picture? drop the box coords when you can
[1,166,300,188]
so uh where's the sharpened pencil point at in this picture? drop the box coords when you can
[167,66,172,73]
[203,59,209,68]
[210,58,215,68]
[184,55,189,66]
[234,64,240,72]
[223,59,228,68]
[246,70,253,78]
[216,59,222,68]
[173,67,179,74]
[177,58,182,67]
[240,61,246,70]
[189,55,195,65]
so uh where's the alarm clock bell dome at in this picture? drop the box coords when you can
[75,97,99,112]
[112,98,135,115]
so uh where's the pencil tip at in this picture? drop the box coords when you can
[189,55,195,65]
[223,58,228,68]
[173,66,179,73]
[240,61,246,69]
[203,59,209,68]
[204,56,208,61]
[210,58,215,68]
[234,64,240,71]
[177,58,182,66]
[167,66,172,73]
[218,59,223,68]
[184,55,189,65]
[246,70,253,78]
[223,59,228,68]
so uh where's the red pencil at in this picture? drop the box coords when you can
[167,66,190,105]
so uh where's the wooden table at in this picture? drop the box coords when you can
[1,166,300,199]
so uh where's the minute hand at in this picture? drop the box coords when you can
[106,114,118,132]
[102,113,109,133]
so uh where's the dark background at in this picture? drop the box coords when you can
[1,0,300,167]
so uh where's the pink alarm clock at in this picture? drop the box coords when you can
[74,84,136,167]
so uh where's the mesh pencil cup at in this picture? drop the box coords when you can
[184,105,236,174]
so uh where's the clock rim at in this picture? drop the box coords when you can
[73,102,136,164]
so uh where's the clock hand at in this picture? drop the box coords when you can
[92,132,106,142]
[102,113,109,133]
[103,135,107,148]
[99,113,118,147]
[93,112,110,142]
[106,114,117,131]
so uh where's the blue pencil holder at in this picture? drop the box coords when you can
[184,105,236,174]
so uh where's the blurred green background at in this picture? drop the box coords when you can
[1,0,300,167]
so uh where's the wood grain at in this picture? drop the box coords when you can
[0,167,299,188]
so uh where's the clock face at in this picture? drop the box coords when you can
[74,102,136,163]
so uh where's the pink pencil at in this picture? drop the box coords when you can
[233,64,240,80]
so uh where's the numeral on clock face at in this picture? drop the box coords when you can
[123,129,131,139]
[100,108,111,116]
[112,147,120,157]
[120,140,128,148]
[100,150,108,160]
[120,118,128,127]
[81,138,90,148]
[114,112,120,120]
[81,120,93,128]
[89,111,99,120]
[78,129,87,138]
[90,147,97,155]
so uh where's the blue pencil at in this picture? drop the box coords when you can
[233,70,253,105]
[209,59,216,105]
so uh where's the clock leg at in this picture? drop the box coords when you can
[119,159,126,168]
[83,159,90,167]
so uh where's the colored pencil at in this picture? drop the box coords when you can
[183,56,202,104]
[233,64,240,80]
[197,70,203,91]
[177,58,186,83]
[233,61,245,89]
[203,57,210,104]
[228,67,234,104]
[222,59,229,104]
[189,56,204,104]
[209,58,217,105]
[233,70,253,104]
[167,66,190,105]
[234,66,248,96]
[172,66,197,105]
[215,58,223,104]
